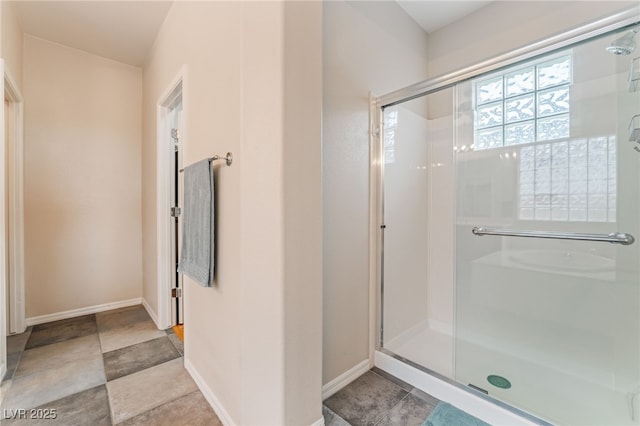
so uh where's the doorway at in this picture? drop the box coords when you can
[156,69,185,332]
[167,97,183,327]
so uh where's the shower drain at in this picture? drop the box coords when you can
[487,374,512,389]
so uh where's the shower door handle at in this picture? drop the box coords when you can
[472,227,635,245]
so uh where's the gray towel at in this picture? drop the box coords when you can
[178,159,214,286]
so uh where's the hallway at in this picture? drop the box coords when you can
[0,305,221,425]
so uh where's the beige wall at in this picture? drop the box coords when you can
[322,0,429,384]
[142,2,322,424]
[1,1,23,90]
[283,2,323,422]
[23,36,142,318]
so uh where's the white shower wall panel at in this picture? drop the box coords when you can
[426,115,455,335]
[383,100,455,378]
[383,103,430,343]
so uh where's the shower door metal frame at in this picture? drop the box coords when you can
[377,8,639,110]
[370,6,640,425]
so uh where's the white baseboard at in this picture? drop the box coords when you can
[310,415,325,426]
[25,298,142,326]
[322,359,371,400]
[141,298,162,330]
[184,357,235,426]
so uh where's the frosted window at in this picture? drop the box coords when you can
[505,95,535,123]
[519,136,616,222]
[475,127,503,149]
[537,87,570,117]
[506,121,535,146]
[476,76,503,105]
[473,54,572,150]
[537,56,572,89]
[505,67,535,97]
[538,114,570,141]
[476,102,503,128]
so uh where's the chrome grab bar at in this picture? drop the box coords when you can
[472,226,635,246]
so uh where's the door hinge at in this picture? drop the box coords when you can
[171,288,182,298]
[171,206,181,217]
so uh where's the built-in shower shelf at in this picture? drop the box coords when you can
[629,57,640,92]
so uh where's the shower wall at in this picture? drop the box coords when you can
[382,96,455,377]
[383,102,430,343]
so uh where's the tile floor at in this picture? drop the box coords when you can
[323,368,441,426]
[1,306,477,426]
[0,305,222,425]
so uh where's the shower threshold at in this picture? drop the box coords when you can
[374,349,552,426]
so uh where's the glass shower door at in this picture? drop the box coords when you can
[454,29,640,425]
[381,89,456,379]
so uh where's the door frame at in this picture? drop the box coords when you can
[3,61,25,335]
[155,66,186,329]
[1,59,25,379]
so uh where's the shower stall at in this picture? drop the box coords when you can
[373,10,640,426]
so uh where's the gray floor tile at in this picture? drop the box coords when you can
[2,354,105,410]
[166,329,184,356]
[376,393,438,426]
[371,367,414,393]
[323,404,351,426]
[98,318,165,353]
[5,352,22,380]
[15,335,102,378]
[103,336,180,381]
[410,387,440,406]
[0,379,12,408]
[7,328,32,355]
[2,385,111,426]
[118,390,221,426]
[324,371,408,426]
[26,315,97,350]
[95,305,151,334]
[107,358,197,424]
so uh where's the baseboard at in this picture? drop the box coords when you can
[25,298,142,326]
[184,357,235,426]
[322,359,371,400]
[310,415,325,426]
[141,298,162,330]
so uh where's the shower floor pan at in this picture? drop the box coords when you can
[382,320,637,426]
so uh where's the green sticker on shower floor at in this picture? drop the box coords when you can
[487,375,511,389]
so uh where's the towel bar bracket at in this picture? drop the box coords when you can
[213,152,233,167]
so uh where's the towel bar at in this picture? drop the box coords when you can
[472,226,635,245]
[180,152,233,172]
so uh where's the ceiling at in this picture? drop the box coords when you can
[396,1,492,33]
[12,1,492,67]
[13,1,173,67]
